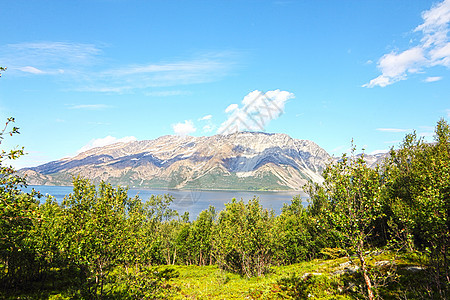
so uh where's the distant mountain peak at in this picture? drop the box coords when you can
[21,132,332,191]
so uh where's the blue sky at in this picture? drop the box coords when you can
[1,0,449,169]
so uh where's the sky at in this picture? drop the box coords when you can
[1,0,450,169]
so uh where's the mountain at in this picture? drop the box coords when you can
[333,152,389,169]
[359,152,389,168]
[20,132,333,191]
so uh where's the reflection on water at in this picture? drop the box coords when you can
[24,185,309,219]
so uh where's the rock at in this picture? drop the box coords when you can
[339,261,352,268]
[375,260,393,267]
[301,272,322,279]
[404,265,426,272]
[371,250,383,256]
[332,269,345,276]
[332,261,360,275]
[345,265,360,274]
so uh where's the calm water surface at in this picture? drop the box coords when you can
[24,185,308,219]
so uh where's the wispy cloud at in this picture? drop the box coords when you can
[68,104,111,110]
[84,52,237,93]
[144,90,191,97]
[172,120,196,136]
[202,124,215,133]
[376,128,411,133]
[225,103,238,113]
[198,115,215,132]
[198,114,212,121]
[364,0,450,87]
[424,76,443,82]
[18,66,45,74]
[0,41,238,93]
[1,41,102,75]
[218,89,294,134]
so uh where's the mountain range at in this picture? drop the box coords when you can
[20,132,382,191]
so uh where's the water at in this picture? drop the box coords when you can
[24,185,308,219]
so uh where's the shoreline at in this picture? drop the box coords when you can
[26,184,306,194]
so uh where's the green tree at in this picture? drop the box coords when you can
[307,146,383,300]
[32,196,65,274]
[275,196,329,264]
[142,194,179,265]
[177,206,215,266]
[188,206,215,265]
[58,177,136,297]
[0,116,42,291]
[213,197,276,277]
[384,119,450,298]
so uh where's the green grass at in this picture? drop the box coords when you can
[43,169,293,191]
[2,250,430,299]
[166,260,348,299]
[184,169,290,191]
[164,250,428,299]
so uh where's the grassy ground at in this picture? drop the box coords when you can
[167,252,427,299]
[2,250,429,299]
[167,250,428,299]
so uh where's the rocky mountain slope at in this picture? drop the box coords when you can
[21,132,333,190]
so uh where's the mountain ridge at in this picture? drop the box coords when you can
[20,132,335,191]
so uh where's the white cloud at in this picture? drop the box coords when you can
[172,120,196,136]
[198,115,215,132]
[202,124,214,133]
[377,47,425,77]
[145,90,190,97]
[77,135,137,154]
[364,0,450,87]
[199,114,212,121]
[376,128,411,133]
[225,103,238,113]
[218,89,294,134]
[68,104,110,110]
[18,66,44,74]
[415,0,450,47]
[447,109,450,116]
[424,76,443,82]
[363,47,426,87]
[80,87,130,93]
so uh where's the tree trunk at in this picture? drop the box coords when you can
[172,248,177,265]
[358,240,374,300]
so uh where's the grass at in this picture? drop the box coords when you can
[165,250,428,299]
[2,250,430,299]
[167,261,347,299]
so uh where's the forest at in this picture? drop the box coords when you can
[1,114,449,299]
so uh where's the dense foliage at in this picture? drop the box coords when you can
[0,114,449,298]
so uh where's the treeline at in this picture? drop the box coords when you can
[0,118,449,299]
